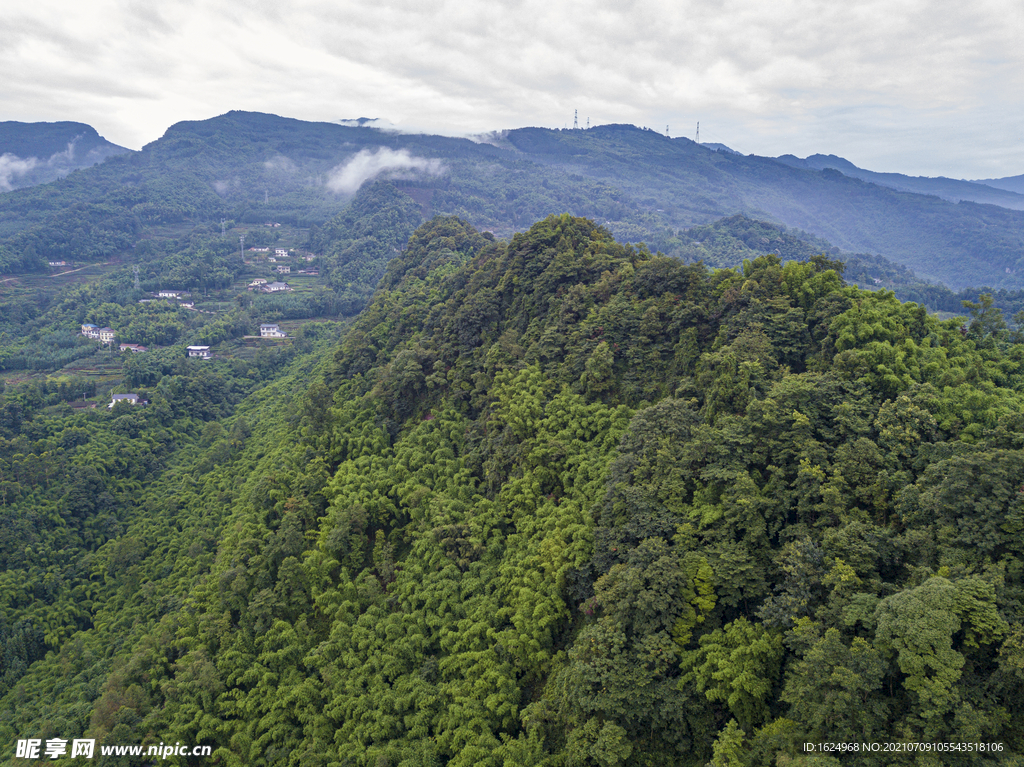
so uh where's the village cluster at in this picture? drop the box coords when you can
[64,238,311,411]
[80,322,288,357]
[88,319,288,411]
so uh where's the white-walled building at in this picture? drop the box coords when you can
[108,393,142,408]
[259,324,287,338]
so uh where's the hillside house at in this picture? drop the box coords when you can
[157,290,182,299]
[81,323,100,338]
[187,346,211,359]
[108,393,142,408]
[260,323,286,338]
[119,343,148,353]
[275,248,289,257]
[98,327,116,344]
[262,281,291,293]
[276,265,290,274]
[48,260,67,267]
[249,278,268,289]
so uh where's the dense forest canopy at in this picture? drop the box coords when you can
[3,213,1024,766]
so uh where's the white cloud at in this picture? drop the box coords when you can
[0,139,87,190]
[212,178,240,196]
[0,153,38,191]
[0,0,1022,177]
[264,156,297,174]
[326,147,445,195]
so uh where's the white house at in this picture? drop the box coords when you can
[98,327,116,344]
[249,278,268,288]
[157,290,181,299]
[108,393,142,408]
[275,248,289,257]
[262,281,291,293]
[276,265,290,274]
[260,323,286,338]
[187,346,211,359]
[81,323,100,338]
[120,343,148,353]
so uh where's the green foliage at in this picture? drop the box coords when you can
[4,213,1024,767]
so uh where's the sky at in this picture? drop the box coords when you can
[2,0,1022,179]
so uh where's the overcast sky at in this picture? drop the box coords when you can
[3,0,1022,179]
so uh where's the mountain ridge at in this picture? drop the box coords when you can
[775,152,1024,210]
[1,110,1023,291]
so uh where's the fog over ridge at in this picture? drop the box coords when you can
[0,138,83,191]
[326,147,445,195]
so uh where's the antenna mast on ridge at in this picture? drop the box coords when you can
[696,122,700,144]
[573,110,579,130]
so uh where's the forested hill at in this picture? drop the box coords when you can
[3,111,1024,290]
[4,214,1024,766]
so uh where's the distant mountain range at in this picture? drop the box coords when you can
[774,152,1024,210]
[972,173,1024,196]
[1,111,1024,291]
[0,121,129,191]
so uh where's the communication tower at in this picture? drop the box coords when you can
[696,122,700,144]
[573,110,579,130]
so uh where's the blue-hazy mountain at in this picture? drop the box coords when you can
[775,152,1024,211]
[0,121,130,191]
[973,173,1024,196]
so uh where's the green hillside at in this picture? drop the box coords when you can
[3,214,1024,766]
